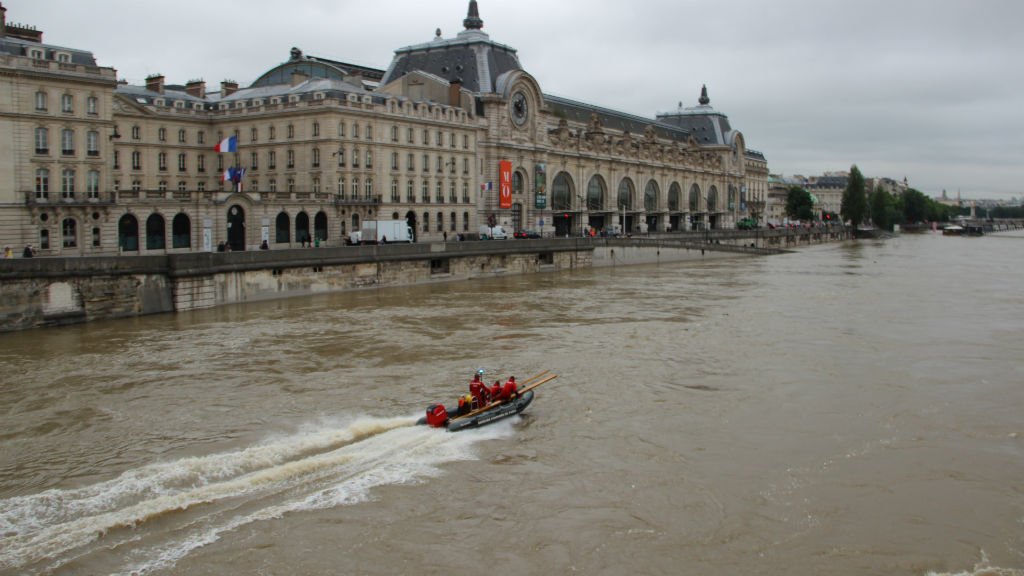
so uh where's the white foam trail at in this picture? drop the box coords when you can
[0,415,517,574]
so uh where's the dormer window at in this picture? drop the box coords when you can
[30,49,43,60]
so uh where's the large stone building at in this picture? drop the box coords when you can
[0,1,769,256]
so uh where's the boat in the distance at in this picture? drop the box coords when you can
[418,372,557,432]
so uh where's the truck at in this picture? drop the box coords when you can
[350,220,414,245]
[479,224,509,240]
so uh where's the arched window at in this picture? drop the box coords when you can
[146,213,166,250]
[644,180,659,212]
[119,214,139,251]
[512,170,525,195]
[351,213,360,232]
[422,212,430,232]
[552,172,574,211]
[586,175,606,211]
[463,212,470,232]
[707,185,718,212]
[295,211,310,244]
[450,211,457,231]
[314,211,328,241]
[275,212,290,243]
[62,218,77,248]
[617,178,635,210]
[689,184,701,211]
[437,212,444,232]
[172,213,191,248]
[668,183,681,212]
[728,185,737,210]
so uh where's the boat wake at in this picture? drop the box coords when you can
[0,415,512,575]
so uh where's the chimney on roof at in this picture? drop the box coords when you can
[449,78,462,107]
[290,70,308,87]
[220,80,239,97]
[146,74,165,94]
[185,79,206,99]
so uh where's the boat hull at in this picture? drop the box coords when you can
[446,391,534,432]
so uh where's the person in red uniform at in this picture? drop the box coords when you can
[490,380,502,402]
[469,372,488,409]
[500,376,518,401]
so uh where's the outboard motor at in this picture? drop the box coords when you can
[425,404,449,428]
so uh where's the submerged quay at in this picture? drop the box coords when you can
[0,227,846,333]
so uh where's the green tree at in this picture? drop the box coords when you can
[901,188,929,223]
[841,165,868,227]
[785,186,815,221]
[870,186,894,230]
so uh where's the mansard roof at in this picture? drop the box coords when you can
[380,3,521,94]
[0,35,97,66]
[544,94,693,142]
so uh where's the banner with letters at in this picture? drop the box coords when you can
[499,161,512,209]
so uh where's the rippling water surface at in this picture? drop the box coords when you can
[1,231,1023,575]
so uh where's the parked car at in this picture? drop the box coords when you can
[514,229,542,239]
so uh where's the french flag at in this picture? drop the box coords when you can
[215,135,237,153]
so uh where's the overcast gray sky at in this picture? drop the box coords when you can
[9,0,1022,200]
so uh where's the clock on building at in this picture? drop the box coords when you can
[511,90,529,126]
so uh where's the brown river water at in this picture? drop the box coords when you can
[1,231,1022,576]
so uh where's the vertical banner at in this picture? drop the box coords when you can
[499,160,513,209]
[534,162,547,209]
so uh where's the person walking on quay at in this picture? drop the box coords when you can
[22,244,34,258]
[2,246,12,259]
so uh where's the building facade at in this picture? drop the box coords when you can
[0,1,769,256]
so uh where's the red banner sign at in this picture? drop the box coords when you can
[498,160,512,209]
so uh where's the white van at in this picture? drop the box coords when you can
[479,225,509,240]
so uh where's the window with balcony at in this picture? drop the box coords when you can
[365,178,373,199]
[337,177,345,198]
[365,150,372,169]
[421,181,429,203]
[178,153,187,172]
[391,152,399,171]
[336,148,345,167]
[268,151,276,169]
[35,168,50,200]
[87,171,99,199]
[158,152,168,171]
[61,169,75,199]
[87,131,99,157]
[407,180,415,203]
[197,155,205,173]
[250,152,258,170]
[391,179,399,202]
[352,149,359,168]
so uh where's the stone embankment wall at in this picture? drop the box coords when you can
[0,231,845,332]
[0,241,590,332]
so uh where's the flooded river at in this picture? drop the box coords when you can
[1,231,1022,575]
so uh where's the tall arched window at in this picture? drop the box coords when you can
[513,170,525,195]
[314,211,328,241]
[644,180,659,212]
[119,214,139,251]
[586,175,606,211]
[552,172,574,211]
[172,213,191,248]
[276,212,291,243]
[707,186,718,212]
[668,183,681,212]
[689,184,701,211]
[146,213,166,250]
[617,178,635,210]
[295,211,310,244]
